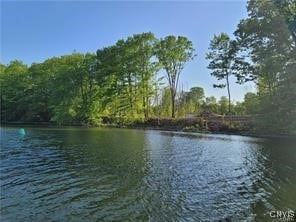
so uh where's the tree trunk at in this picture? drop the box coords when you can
[143,96,148,119]
[127,74,133,115]
[226,74,231,114]
[171,89,175,118]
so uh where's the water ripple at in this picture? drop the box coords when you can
[1,127,295,221]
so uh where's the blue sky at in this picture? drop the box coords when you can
[1,0,254,101]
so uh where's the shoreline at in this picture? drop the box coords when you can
[104,124,296,140]
[1,121,295,140]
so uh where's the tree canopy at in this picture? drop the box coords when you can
[155,36,195,118]
[1,2,295,135]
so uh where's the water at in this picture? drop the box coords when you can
[1,127,295,221]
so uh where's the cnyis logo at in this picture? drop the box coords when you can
[269,210,295,221]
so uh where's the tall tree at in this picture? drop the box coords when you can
[206,33,236,114]
[96,45,123,116]
[96,33,159,119]
[155,36,195,118]
[233,0,296,133]
[126,32,159,119]
[0,60,28,121]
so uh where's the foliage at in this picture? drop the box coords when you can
[1,61,28,121]
[155,36,195,118]
[206,33,237,113]
[232,0,296,134]
[0,33,197,124]
[2,7,294,137]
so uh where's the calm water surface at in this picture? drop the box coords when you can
[1,127,296,221]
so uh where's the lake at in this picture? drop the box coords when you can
[1,127,295,221]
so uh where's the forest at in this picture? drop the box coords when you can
[1,0,295,135]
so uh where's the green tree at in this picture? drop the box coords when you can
[155,36,195,118]
[179,86,205,116]
[159,87,172,117]
[202,96,218,113]
[96,33,159,119]
[243,92,259,114]
[188,87,205,112]
[1,60,28,121]
[206,33,236,114]
[126,32,159,119]
[233,0,296,133]
[233,101,245,115]
[96,45,122,116]
[218,96,229,115]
